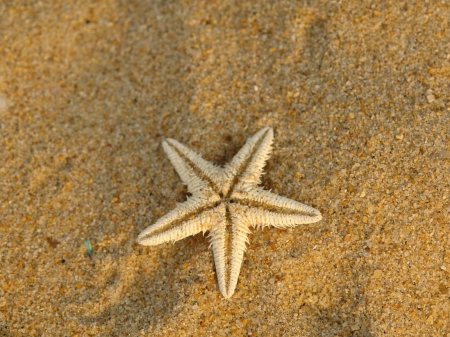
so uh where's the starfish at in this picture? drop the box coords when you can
[137,127,322,298]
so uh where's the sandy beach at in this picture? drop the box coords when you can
[1,0,449,336]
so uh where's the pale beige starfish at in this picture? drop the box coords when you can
[137,127,322,298]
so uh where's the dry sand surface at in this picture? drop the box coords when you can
[1,0,450,336]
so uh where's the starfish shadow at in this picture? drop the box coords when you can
[301,286,374,335]
[237,223,375,336]
[299,248,374,337]
[302,306,374,337]
[73,232,215,334]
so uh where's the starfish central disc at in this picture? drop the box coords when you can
[137,127,322,298]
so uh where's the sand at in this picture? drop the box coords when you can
[0,0,449,336]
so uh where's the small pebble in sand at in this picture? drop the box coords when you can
[0,95,8,110]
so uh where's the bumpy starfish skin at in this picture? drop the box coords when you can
[137,127,322,298]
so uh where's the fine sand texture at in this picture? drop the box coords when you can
[1,1,449,336]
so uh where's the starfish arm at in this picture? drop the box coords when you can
[233,203,321,230]
[224,127,271,175]
[227,210,251,298]
[231,188,322,217]
[137,204,223,246]
[233,128,274,192]
[164,138,224,191]
[209,204,251,298]
[207,204,228,297]
[162,140,211,194]
[137,194,220,242]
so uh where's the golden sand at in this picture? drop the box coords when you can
[0,1,449,336]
